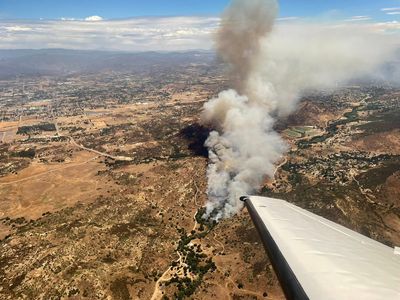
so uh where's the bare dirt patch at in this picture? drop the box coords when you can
[0,151,111,219]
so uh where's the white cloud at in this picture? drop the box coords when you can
[4,25,32,32]
[345,16,371,22]
[85,16,104,21]
[381,7,400,11]
[276,17,299,21]
[0,17,219,51]
[381,7,400,15]
[0,17,398,52]
[61,17,76,21]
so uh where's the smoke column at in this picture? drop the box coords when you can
[202,0,398,219]
[202,0,285,219]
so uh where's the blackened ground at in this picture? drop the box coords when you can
[179,124,210,158]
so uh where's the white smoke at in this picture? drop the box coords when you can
[202,0,399,219]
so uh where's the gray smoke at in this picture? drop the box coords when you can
[216,0,278,91]
[202,0,399,219]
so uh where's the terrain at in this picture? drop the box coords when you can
[269,86,400,247]
[0,50,399,299]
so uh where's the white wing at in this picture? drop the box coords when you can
[243,196,400,300]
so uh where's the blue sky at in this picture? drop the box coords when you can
[0,0,399,21]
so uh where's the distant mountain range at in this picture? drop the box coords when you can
[0,49,217,79]
[0,48,398,86]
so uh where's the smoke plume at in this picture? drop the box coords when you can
[202,0,399,219]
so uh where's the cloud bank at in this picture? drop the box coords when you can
[0,17,219,51]
[0,15,399,51]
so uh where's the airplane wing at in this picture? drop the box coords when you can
[241,196,400,300]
